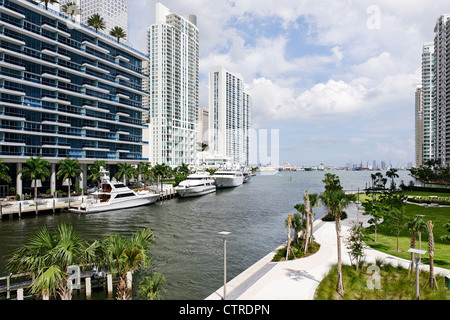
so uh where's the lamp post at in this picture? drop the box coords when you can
[218,231,231,300]
[408,248,427,300]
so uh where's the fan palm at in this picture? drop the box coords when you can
[0,159,11,184]
[57,156,83,207]
[6,223,99,300]
[115,163,137,184]
[19,155,51,214]
[110,26,127,42]
[60,1,81,20]
[100,228,154,300]
[39,0,58,10]
[87,160,107,190]
[87,13,106,33]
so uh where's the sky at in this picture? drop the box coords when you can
[62,0,450,167]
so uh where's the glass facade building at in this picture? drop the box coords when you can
[0,0,148,193]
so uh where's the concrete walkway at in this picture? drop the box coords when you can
[205,203,450,300]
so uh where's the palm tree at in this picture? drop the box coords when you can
[115,163,137,184]
[0,159,11,184]
[19,155,51,214]
[326,188,354,296]
[308,193,320,241]
[57,156,83,207]
[110,26,127,43]
[138,162,153,190]
[151,163,172,192]
[386,168,399,190]
[87,13,106,33]
[407,216,427,271]
[87,160,107,190]
[100,228,154,300]
[427,220,437,289]
[60,1,81,20]
[39,0,59,10]
[303,190,311,254]
[139,273,166,300]
[7,224,99,300]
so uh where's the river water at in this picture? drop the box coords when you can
[0,170,415,300]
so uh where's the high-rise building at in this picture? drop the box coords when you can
[421,42,435,165]
[415,85,423,167]
[0,0,148,195]
[208,66,252,166]
[59,0,128,43]
[145,3,199,166]
[433,14,450,166]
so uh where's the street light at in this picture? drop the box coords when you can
[218,231,231,300]
[408,248,427,300]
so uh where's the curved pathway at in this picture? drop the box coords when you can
[205,203,450,300]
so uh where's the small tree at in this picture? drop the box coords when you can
[139,273,166,300]
[87,13,106,33]
[346,222,366,271]
[110,26,127,43]
[39,0,58,10]
[57,156,83,207]
[384,207,407,252]
[362,195,387,243]
[0,159,11,184]
[427,221,437,289]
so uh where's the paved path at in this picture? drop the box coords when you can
[205,203,450,300]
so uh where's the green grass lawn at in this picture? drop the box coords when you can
[360,190,450,270]
[315,263,450,300]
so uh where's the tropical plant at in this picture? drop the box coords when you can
[303,190,311,254]
[151,163,172,192]
[139,273,166,300]
[57,156,83,206]
[138,162,153,190]
[87,13,106,33]
[6,224,99,300]
[427,221,437,289]
[115,163,137,184]
[0,159,11,184]
[100,228,154,300]
[346,222,367,271]
[407,216,427,271]
[110,26,127,42]
[87,160,107,190]
[39,0,58,10]
[19,155,51,213]
[60,1,81,20]
[383,206,407,252]
[441,220,450,242]
[386,168,399,190]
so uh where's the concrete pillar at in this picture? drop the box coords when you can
[16,163,22,197]
[107,273,113,296]
[50,163,56,195]
[85,277,91,299]
[80,164,87,193]
[17,288,24,300]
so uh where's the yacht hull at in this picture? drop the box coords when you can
[175,185,216,198]
[214,177,243,189]
[69,194,159,214]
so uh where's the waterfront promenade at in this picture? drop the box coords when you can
[205,203,450,300]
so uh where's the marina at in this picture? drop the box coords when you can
[0,170,416,300]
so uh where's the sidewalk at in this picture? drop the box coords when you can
[205,203,450,300]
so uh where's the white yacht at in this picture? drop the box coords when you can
[69,167,160,214]
[174,172,216,198]
[212,169,244,189]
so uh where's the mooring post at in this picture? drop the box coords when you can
[18,202,21,219]
[53,198,55,214]
[17,288,23,300]
[107,273,113,296]
[6,274,10,299]
[126,271,132,290]
[85,277,91,299]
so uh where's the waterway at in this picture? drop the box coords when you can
[0,170,415,300]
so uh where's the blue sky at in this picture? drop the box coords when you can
[119,0,450,167]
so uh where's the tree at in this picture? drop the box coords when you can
[110,26,127,43]
[57,156,83,207]
[346,222,366,271]
[285,214,294,260]
[308,193,320,241]
[320,173,343,220]
[115,163,137,184]
[0,159,11,184]
[362,195,387,243]
[138,162,153,190]
[87,13,106,33]
[303,190,311,254]
[151,163,172,192]
[87,160,107,190]
[441,220,450,242]
[39,0,59,10]
[384,206,407,252]
[427,221,437,289]
[139,273,166,300]
[100,228,154,300]
[6,224,99,300]
[326,187,353,296]
[19,155,51,214]
[60,1,81,20]
[386,168,399,190]
[407,216,427,271]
